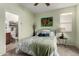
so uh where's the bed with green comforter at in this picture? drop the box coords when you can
[16,36,58,56]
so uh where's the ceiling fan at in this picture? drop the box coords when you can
[34,3,50,6]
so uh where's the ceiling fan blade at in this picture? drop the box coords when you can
[34,3,39,6]
[45,3,50,6]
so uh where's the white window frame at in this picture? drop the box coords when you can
[60,12,72,32]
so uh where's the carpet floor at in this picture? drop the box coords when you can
[3,44,79,56]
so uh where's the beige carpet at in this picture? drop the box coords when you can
[58,45,79,56]
[3,43,79,56]
[6,42,15,52]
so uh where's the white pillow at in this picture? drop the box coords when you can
[50,32,55,38]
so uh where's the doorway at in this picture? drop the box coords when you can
[5,12,19,52]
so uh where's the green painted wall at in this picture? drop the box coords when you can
[0,3,34,55]
[0,5,6,55]
[76,4,79,48]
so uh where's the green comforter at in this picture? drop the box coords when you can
[30,38,54,56]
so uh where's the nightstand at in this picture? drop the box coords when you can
[57,37,68,45]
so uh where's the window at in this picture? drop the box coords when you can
[60,12,72,32]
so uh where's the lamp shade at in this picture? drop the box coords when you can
[60,28,65,32]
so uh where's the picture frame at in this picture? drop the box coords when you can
[41,17,53,27]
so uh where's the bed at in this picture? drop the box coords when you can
[16,29,59,56]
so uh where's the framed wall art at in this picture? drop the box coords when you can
[41,17,53,27]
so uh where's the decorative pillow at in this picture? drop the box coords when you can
[37,29,50,37]
[36,29,50,36]
[38,32,49,37]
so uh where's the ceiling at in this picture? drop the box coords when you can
[20,3,78,14]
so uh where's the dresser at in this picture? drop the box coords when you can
[6,33,12,44]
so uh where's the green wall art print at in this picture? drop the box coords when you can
[41,17,53,27]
